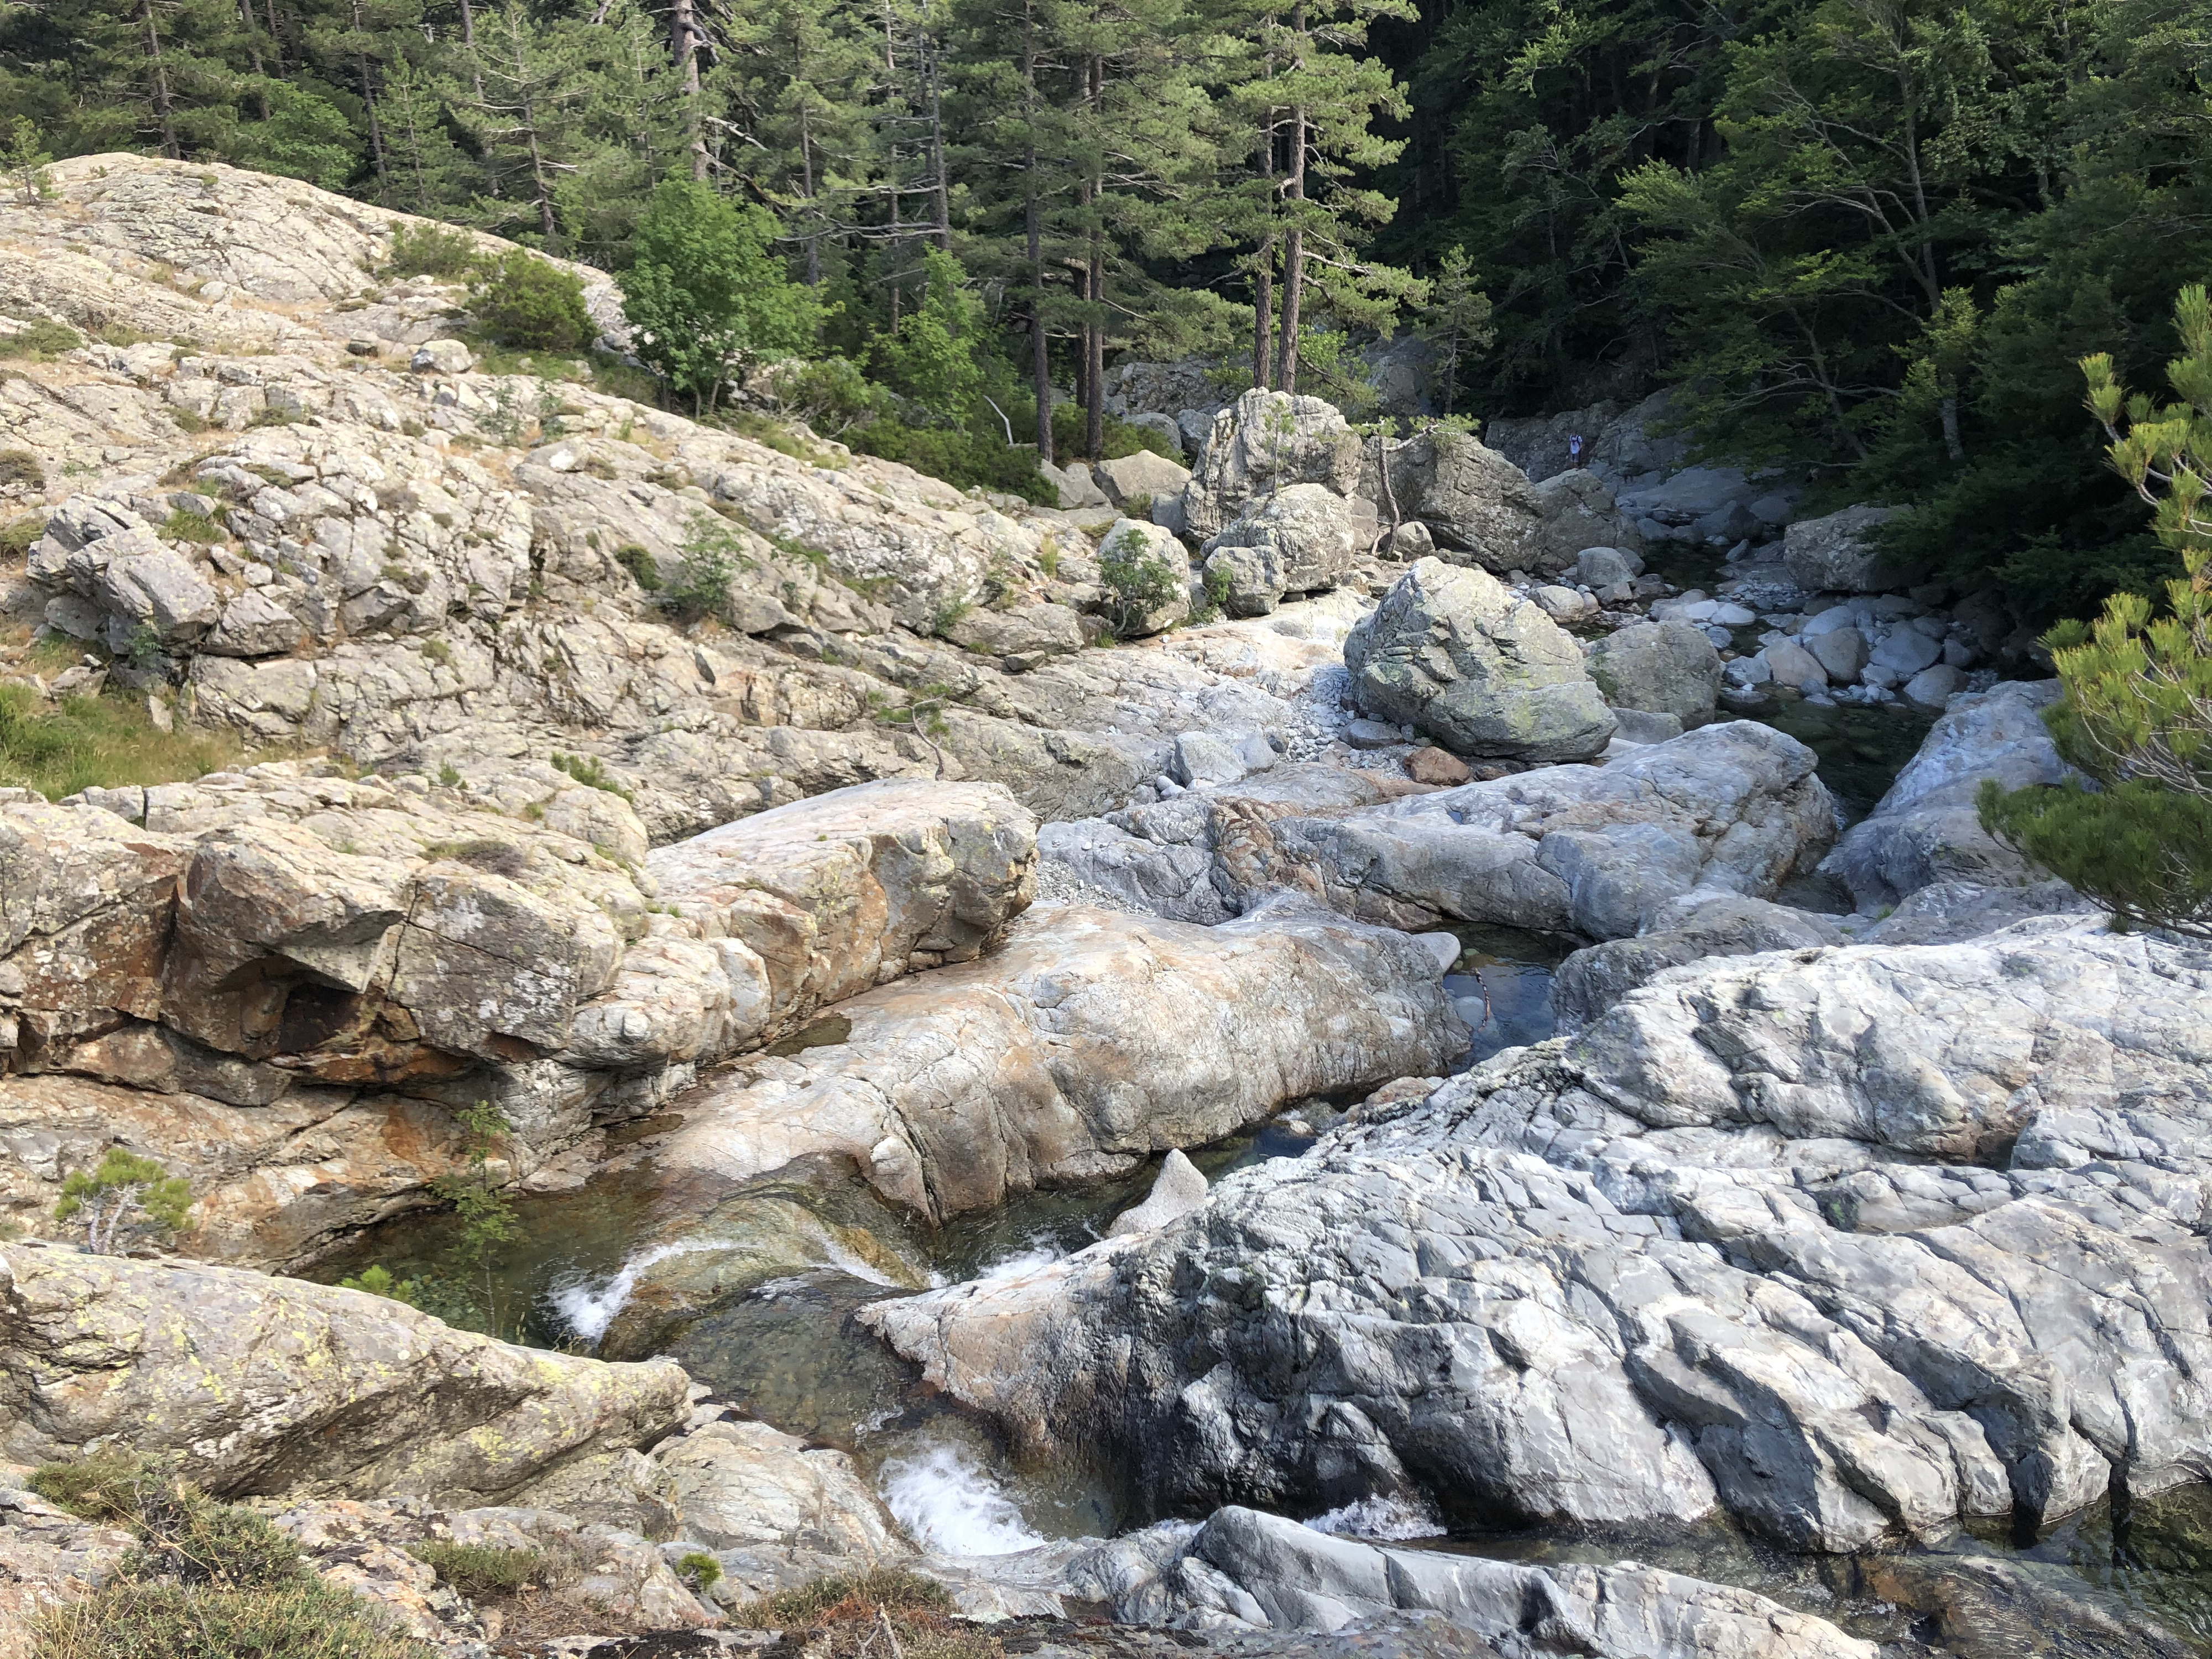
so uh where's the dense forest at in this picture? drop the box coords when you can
[3,0,2209,615]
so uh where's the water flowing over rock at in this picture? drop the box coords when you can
[648,896,1467,1220]
[1344,559,1616,762]
[867,918,2212,1554]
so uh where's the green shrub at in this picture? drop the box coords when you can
[1980,778,2212,938]
[468,249,593,353]
[55,1148,192,1254]
[613,543,660,591]
[0,320,83,360]
[662,516,747,622]
[768,355,889,437]
[1047,401,1179,463]
[0,448,43,490]
[406,1540,545,1599]
[551,750,634,801]
[335,1262,426,1307]
[3,514,40,557]
[1095,522,1185,638]
[161,507,224,544]
[123,1484,303,1589]
[384,221,482,279]
[847,420,1052,505]
[677,1550,722,1592]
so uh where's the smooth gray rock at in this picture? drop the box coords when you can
[1806,625,1867,681]
[1762,638,1828,690]
[1530,470,1643,574]
[1572,545,1643,588]
[1109,1148,1209,1237]
[1609,708,1684,744]
[1343,559,1615,762]
[1588,620,1721,728]
[1869,626,1942,675]
[1902,662,1965,708]
[1095,448,1193,509]
[1822,679,2075,909]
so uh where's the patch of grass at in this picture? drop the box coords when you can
[168,406,209,434]
[247,404,302,428]
[406,1540,545,1599]
[161,507,225,544]
[420,637,451,666]
[0,685,244,800]
[0,320,82,361]
[28,1455,429,1659]
[722,408,844,469]
[736,1571,998,1659]
[2,514,41,559]
[551,749,634,801]
[33,1578,430,1658]
[0,449,43,491]
[29,1449,152,1522]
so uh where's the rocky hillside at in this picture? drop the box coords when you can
[0,158,2195,1659]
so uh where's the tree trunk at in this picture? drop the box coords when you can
[927,32,951,251]
[670,0,707,180]
[458,0,484,99]
[140,0,179,158]
[1024,8,1051,463]
[1939,394,1965,462]
[1277,103,1306,393]
[1253,109,1274,389]
[800,101,822,284]
[1084,51,1103,460]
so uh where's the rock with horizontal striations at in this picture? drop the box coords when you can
[1343,558,1615,761]
[867,919,2212,1554]
[202,586,306,657]
[0,1241,690,1501]
[1074,1507,1876,1659]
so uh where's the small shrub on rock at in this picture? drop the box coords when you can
[33,1578,429,1659]
[468,249,593,353]
[0,321,82,360]
[406,1540,545,1599]
[29,1449,153,1522]
[384,221,482,279]
[0,448,43,490]
[1096,525,1183,638]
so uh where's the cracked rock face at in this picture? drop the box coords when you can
[0,770,1034,1266]
[0,1240,692,1503]
[865,919,2212,1554]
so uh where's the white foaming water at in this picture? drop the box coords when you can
[1303,1494,1447,1541]
[976,1233,1065,1283]
[550,1241,720,1343]
[878,1442,1047,1556]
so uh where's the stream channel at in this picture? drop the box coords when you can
[305,687,2206,1651]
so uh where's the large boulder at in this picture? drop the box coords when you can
[1551,890,1845,1030]
[867,919,2212,1554]
[1821,679,2076,909]
[1181,390,1363,541]
[647,896,1465,1221]
[1360,430,1542,573]
[1588,619,1722,728]
[1095,518,1194,636]
[1343,557,1615,761]
[0,1241,690,1501]
[1530,469,1645,575]
[1092,448,1191,509]
[1782,504,1919,593]
[1199,483,1358,617]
